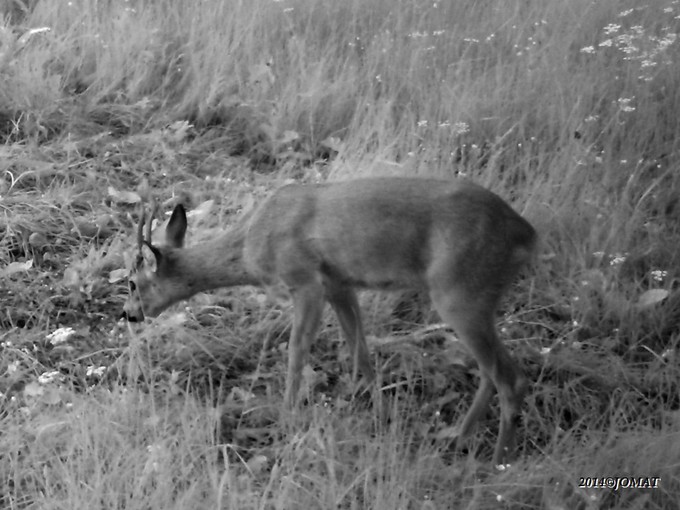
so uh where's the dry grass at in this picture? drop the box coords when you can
[1,0,680,508]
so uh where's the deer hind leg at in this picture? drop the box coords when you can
[430,288,527,465]
[325,282,375,385]
[284,282,325,407]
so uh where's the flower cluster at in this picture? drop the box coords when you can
[580,4,679,82]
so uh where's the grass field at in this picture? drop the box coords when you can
[1,0,680,508]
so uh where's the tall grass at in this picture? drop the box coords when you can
[1,0,680,507]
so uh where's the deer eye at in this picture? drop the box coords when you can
[128,280,137,292]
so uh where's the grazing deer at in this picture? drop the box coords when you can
[123,177,536,464]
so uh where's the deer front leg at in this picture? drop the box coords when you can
[457,374,495,440]
[492,358,527,465]
[284,283,325,407]
[431,287,526,465]
[325,282,375,385]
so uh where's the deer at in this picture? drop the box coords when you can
[122,177,537,465]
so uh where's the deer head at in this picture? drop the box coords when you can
[123,203,190,321]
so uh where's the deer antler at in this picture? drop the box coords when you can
[136,203,146,257]
[144,198,156,246]
[135,199,157,263]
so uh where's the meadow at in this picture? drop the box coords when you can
[1,0,679,508]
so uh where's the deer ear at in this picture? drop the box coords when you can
[166,204,187,248]
[141,242,162,273]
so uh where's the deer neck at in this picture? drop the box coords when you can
[171,223,258,293]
